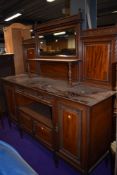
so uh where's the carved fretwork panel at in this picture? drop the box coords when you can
[83,42,111,82]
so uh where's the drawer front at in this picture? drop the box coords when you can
[34,122,53,147]
[18,111,33,134]
[15,87,54,105]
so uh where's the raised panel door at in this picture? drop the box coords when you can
[84,42,111,82]
[58,104,82,161]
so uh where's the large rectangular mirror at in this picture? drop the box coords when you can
[38,28,76,56]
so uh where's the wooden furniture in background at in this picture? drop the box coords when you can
[23,38,36,74]
[3,23,32,74]
[0,54,15,115]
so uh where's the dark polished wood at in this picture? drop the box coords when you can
[112,62,117,90]
[4,84,16,122]
[2,74,115,175]
[35,14,82,34]
[23,38,37,73]
[84,43,110,81]
[89,98,113,167]
[81,26,117,89]
[18,110,33,134]
[34,121,53,147]
[3,15,117,175]
[22,14,82,83]
[58,102,82,162]
[0,54,15,115]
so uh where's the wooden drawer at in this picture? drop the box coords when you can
[15,87,54,106]
[18,110,33,134]
[34,121,53,147]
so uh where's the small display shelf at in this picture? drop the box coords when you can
[18,102,52,128]
[27,58,81,85]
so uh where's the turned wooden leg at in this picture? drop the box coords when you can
[53,152,59,168]
[109,147,115,175]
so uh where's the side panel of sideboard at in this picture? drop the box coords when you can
[89,97,113,169]
[56,97,113,173]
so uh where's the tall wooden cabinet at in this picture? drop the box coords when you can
[3,23,32,74]
[3,15,116,175]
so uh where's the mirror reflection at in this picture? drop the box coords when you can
[38,28,76,56]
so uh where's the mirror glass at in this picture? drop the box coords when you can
[38,28,76,56]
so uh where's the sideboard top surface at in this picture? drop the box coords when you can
[2,74,115,107]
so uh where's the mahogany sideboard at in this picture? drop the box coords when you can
[2,14,117,175]
[2,74,115,175]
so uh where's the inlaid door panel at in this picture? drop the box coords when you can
[62,111,78,155]
[58,104,82,161]
[84,42,111,81]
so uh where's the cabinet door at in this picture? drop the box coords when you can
[58,104,82,161]
[83,42,111,82]
[4,84,17,121]
[34,121,53,148]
